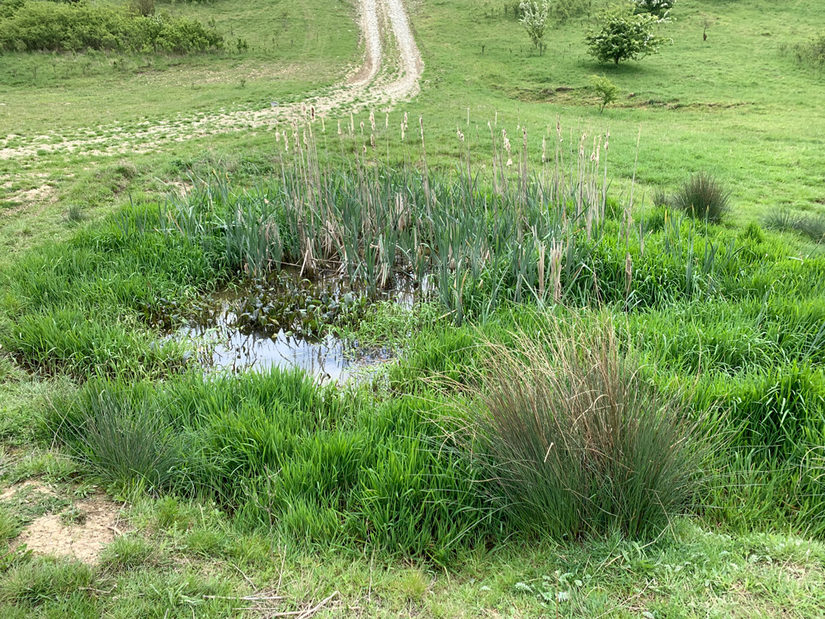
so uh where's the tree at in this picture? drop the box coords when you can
[585,5,666,65]
[519,0,549,55]
[633,0,675,19]
[589,74,619,112]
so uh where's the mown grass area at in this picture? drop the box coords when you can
[0,0,358,135]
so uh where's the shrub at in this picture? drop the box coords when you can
[0,1,224,53]
[589,74,619,112]
[672,172,730,223]
[455,316,708,539]
[585,4,666,65]
[130,0,154,17]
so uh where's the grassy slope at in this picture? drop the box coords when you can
[0,0,359,134]
[0,0,359,257]
[406,0,825,218]
[3,1,824,256]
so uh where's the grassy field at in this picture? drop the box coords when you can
[412,0,825,217]
[2,0,825,616]
[3,0,825,256]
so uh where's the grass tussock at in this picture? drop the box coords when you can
[671,172,730,223]
[47,368,492,560]
[453,316,710,539]
[764,208,825,244]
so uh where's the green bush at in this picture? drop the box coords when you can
[0,1,223,53]
[585,4,666,65]
[130,0,154,17]
[672,172,730,223]
[589,73,619,112]
[0,0,78,20]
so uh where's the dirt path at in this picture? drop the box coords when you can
[0,0,423,161]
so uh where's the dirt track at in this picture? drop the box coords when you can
[0,0,423,160]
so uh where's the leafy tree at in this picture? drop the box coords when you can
[585,4,666,65]
[633,0,675,19]
[519,0,549,55]
[589,74,619,112]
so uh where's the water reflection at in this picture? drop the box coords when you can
[180,307,391,382]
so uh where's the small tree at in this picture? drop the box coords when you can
[633,0,675,19]
[586,5,666,65]
[589,74,619,112]
[519,0,550,55]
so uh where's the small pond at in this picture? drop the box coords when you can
[170,268,424,382]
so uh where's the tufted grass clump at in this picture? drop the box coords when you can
[764,208,825,244]
[456,316,709,540]
[672,172,730,223]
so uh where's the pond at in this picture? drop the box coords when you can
[172,268,424,382]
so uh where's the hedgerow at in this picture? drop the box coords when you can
[0,1,224,53]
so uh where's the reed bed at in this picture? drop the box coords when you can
[162,120,622,321]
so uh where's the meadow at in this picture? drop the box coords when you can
[1,0,825,616]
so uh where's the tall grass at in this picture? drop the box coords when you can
[163,123,617,320]
[5,116,825,549]
[48,368,493,559]
[450,316,709,539]
[764,208,825,244]
[0,203,221,378]
[671,172,730,223]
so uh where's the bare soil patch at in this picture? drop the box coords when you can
[15,495,124,564]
